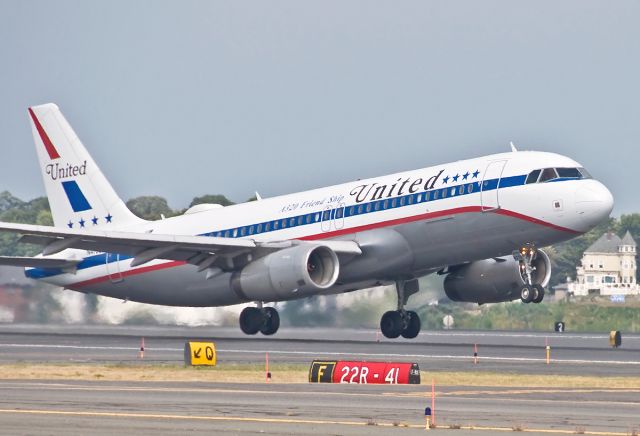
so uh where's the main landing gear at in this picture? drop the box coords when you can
[380,279,422,339]
[239,303,280,335]
[515,246,545,304]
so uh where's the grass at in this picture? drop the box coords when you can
[1,363,640,389]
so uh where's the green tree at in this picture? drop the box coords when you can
[189,194,235,208]
[126,196,176,220]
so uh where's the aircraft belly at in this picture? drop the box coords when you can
[59,209,574,306]
[71,264,244,307]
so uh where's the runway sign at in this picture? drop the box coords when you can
[609,331,622,348]
[309,360,420,384]
[184,341,216,366]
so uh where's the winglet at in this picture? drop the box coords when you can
[510,141,518,152]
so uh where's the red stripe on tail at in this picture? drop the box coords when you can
[28,107,60,160]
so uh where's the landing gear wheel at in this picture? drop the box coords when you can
[520,285,534,304]
[532,285,545,304]
[239,307,263,335]
[260,307,280,335]
[380,310,403,339]
[401,311,421,339]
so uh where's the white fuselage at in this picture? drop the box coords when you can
[27,150,613,306]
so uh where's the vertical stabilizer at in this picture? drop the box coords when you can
[28,103,145,229]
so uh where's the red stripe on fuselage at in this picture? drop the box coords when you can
[67,207,579,290]
[28,107,60,160]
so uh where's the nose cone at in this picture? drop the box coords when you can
[575,180,614,230]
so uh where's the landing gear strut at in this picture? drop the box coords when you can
[380,279,421,339]
[515,246,545,304]
[239,303,280,335]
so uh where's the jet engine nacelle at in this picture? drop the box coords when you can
[443,250,551,304]
[232,244,340,301]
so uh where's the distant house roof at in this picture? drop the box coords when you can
[585,231,637,254]
[621,230,637,246]
[586,232,623,254]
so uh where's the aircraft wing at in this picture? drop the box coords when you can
[0,221,361,271]
[0,255,81,270]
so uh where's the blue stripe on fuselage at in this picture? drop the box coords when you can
[23,173,556,280]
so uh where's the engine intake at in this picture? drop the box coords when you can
[233,244,340,301]
[444,249,551,304]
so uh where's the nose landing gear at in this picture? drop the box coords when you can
[380,279,422,339]
[515,246,545,304]
[239,303,280,335]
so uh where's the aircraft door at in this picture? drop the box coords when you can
[480,160,507,211]
[320,206,332,232]
[334,203,345,230]
[106,253,124,283]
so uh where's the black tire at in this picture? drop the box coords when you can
[260,307,280,335]
[520,285,534,303]
[532,285,545,304]
[380,310,403,339]
[239,307,263,335]
[401,311,421,339]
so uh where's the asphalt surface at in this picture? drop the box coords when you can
[1,324,639,376]
[0,324,639,435]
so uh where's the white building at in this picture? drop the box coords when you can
[568,231,639,296]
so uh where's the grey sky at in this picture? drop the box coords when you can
[1,1,638,215]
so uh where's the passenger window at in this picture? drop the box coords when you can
[257,224,262,233]
[281,219,287,229]
[374,201,381,211]
[248,226,254,235]
[391,198,397,207]
[441,188,447,198]
[450,187,456,196]
[335,208,344,218]
[383,200,389,209]
[314,213,320,222]
[306,214,312,224]
[408,195,414,205]
[526,169,541,184]
[240,227,246,236]
[297,216,303,225]
[417,193,423,202]
[467,184,473,194]
[265,223,271,231]
[399,197,405,206]
[458,186,464,195]
[232,229,238,237]
[539,168,558,182]
[433,190,438,200]
[357,205,363,214]
[290,218,296,226]
[365,203,372,212]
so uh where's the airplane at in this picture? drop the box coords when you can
[0,103,613,338]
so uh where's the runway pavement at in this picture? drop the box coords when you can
[0,324,639,376]
[0,379,638,435]
[0,324,639,435]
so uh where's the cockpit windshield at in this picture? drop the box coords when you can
[525,167,591,184]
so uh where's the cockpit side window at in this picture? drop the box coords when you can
[538,168,558,182]
[525,169,541,184]
[578,167,592,179]
[556,168,582,179]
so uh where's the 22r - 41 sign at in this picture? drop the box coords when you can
[309,360,420,384]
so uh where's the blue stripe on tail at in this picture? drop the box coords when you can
[61,180,92,212]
